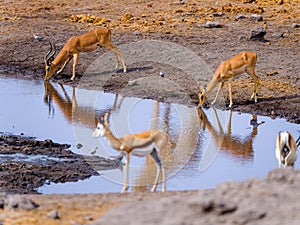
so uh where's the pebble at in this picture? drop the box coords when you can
[204,21,222,28]
[47,210,60,220]
[292,23,300,28]
[272,32,284,39]
[89,147,97,155]
[212,12,224,17]
[4,195,39,210]
[249,27,266,41]
[250,14,263,22]
[173,0,185,4]
[235,14,247,20]
[76,143,83,149]
[159,71,165,77]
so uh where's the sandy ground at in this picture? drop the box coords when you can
[0,0,300,224]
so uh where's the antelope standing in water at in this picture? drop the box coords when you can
[92,113,168,193]
[275,131,298,168]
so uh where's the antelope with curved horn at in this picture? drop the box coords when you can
[198,51,259,108]
[92,112,168,193]
[275,131,298,168]
[44,28,127,81]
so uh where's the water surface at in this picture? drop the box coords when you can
[0,76,299,194]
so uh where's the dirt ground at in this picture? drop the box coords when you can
[0,0,300,224]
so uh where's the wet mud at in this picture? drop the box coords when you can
[0,134,121,194]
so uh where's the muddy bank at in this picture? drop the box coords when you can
[1,169,300,225]
[0,134,121,194]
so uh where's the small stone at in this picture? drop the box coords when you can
[89,147,97,155]
[204,21,222,28]
[47,210,60,220]
[272,32,284,39]
[235,14,247,20]
[173,0,185,5]
[76,143,83,149]
[250,14,263,21]
[159,71,165,77]
[292,23,300,28]
[5,195,39,211]
[212,12,224,17]
[249,27,266,41]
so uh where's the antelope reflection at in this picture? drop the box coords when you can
[43,81,124,128]
[132,101,200,192]
[197,107,263,162]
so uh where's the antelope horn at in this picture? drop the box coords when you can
[44,42,53,66]
[104,112,110,125]
[48,42,56,64]
[44,42,56,66]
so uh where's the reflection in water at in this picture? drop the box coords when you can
[1,76,299,193]
[44,81,96,129]
[197,108,262,163]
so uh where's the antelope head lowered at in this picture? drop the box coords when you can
[44,28,127,81]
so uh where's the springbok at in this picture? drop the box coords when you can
[92,113,168,193]
[44,28,127,81]
[275,131,298,168]
[198,51,259,108]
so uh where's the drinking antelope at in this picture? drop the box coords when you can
[275,131,298,168]
[44,28,127,81]
[198,51,259,108]
[92,113,168,193]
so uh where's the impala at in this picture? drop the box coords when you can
[198,51,259,108]
[275,131,298,168]
[44,28,127,81]
[92,113,168,193]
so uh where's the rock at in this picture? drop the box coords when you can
[76,143,83,149]
[47,209,60,220]
[249,27,266,41]
[4,195,39,210]
[235,14,247,20]
[272,32,284,39]
[159,71,165,77]
[292,23,300,28]
[204,21,222,28]
[172,0,185,4]
[250,14,263,21]
[89,147,97,155]
[212,12,225,17]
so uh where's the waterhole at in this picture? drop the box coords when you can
[0,76,299,194]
